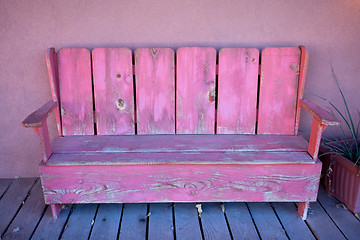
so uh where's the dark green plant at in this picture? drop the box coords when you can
[319,68,360,167]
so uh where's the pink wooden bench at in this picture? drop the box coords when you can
[23,46,338,220]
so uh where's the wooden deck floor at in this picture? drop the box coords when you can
[0,178,359,240]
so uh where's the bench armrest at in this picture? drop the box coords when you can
[23,100,57,163]
[22,101,57,127]
[300,99,339,160]
[300,99,339,126]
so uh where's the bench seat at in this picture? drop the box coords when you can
[47,135,314,165]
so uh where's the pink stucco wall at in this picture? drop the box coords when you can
[0,0,359,178]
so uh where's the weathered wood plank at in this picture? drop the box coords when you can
[317,188,360,240]
[46,48,62,136]
[89,204,123,240]
[176,47,216,134]
[200,203,231,240]
[135,48,175,134]
[39,162,321,204]
[247,202,288,240]
[0,179,12,198]
[295,46,309,134]
[47,151,314,166]
[224,202,259,239]
[31,205,71,240]
[119,203,147,240]
[92,48,135,135]
[60,204,97,240]
[0,178,36,236]
[217,48,259,134]
[258,47,300,135]
[2,180,45,240]
[148,203,174,240]
[306,201,346,239]
[174,203,202,240]
[272,202,315,240]
[51,134,309,153]
[58,48,93,135]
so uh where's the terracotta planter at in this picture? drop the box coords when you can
[320,147,360,214]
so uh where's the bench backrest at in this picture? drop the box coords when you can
[46,47,308,136]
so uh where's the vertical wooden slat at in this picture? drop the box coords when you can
[58,48,94,135]
[92,48,135,135]
[176,47,216,134]
[217,48,259,134]
[257,47,301,135]
[294,46,309,134]
[46,48,62,136]
[135,48,175,134]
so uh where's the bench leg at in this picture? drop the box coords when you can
[298,202,310,220]
[50,204,61,219]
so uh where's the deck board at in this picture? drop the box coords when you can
[0,178,358,240]
[317,188,360,240]
[247,202,288,240]
[148,203,174,240]
[89,204,122,240]
[224,202,260,239]
[306,201,346,239]
[200,203,232,240]
[272,202,315,240]
[0,178,36,236]
[174,203,202,240]
[2,180,45,240]
[118,203,147,240]
[31,205,71,240]
[60,204,98,240]
[0,179,12,198]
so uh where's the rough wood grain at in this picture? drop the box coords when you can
[224,202,260,239]
[272,202,315,240]
[294,46,309,134]
[92,48,135,135]
[2,180,45,240]
[176,47,216,134]
[0,178,36,236]
[258,47,301,134]
[148,203,174,240]
[247,202,288,239]
[58,48,94,135]
[135,48,175,134]
[200,203,232,240]
[39,162,321,204]
[47,151,314,166]
[317,188,360,240]
[60,204,97,240]
[51,134,309,153]
[217,48,259,134]
[31,205,71,240]
[306,201,346,240]
[174,203,202,240]
[119,203,147,240]
[46,48,62,136]
[89,204,123,240]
